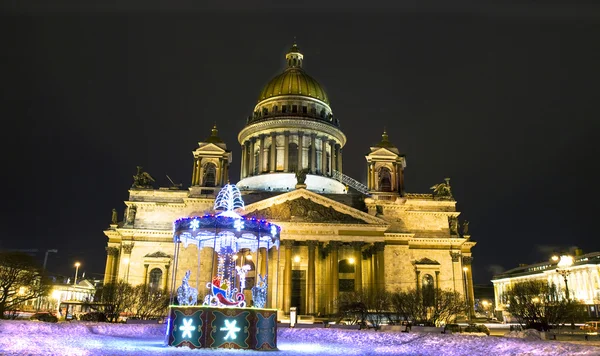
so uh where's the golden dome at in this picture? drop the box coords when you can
[257,45,329,104]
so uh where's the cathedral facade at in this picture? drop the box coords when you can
[103,44,476,317]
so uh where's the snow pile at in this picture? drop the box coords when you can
[0,320,599,355]
[504,329,544,341]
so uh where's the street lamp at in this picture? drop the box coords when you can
[73,262,81,285]
[553,255,574,300]
[42,249,58,271]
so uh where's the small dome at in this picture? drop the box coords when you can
[375,130,396,149]
[205,124,223,144]
[257,44,329,104]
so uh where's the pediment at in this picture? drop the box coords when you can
[368,147,401,157]
[414,257,440,265]
[145,251,171,258]
[195,142,228,154]
[242,189,388,226]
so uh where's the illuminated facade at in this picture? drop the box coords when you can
[492,251,600,319]
[103,44,476,317]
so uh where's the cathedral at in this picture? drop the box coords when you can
[103,44,476,317]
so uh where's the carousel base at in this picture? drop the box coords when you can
[166,305,278,350]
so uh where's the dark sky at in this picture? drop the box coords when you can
[1,1,599,285]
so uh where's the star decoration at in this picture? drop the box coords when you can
[221,319,241,340]
[180,318,195,338]
[190,219,200,230]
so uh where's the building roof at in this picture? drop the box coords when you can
[492,251,600,280]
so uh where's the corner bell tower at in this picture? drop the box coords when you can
[365,130,406,197]
[190,125,232,194]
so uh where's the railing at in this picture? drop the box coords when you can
[332,170,369,195]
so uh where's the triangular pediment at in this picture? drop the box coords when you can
[242,189,388,225]
[414,257,440,265]
[195,142,228,154]
[368,147,401,157]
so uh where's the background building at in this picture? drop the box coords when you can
[492,250,600,320]
[103,44,476,317]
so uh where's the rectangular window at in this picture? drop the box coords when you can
[302,106,307,113]
[292,105,298,113]
[282,105,287,113]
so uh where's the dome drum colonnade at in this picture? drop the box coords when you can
[237,44,346,192]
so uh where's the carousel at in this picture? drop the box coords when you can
[165,184,280,350]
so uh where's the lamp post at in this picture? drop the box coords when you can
[73,262,81,285]
[463,266,470,320]
[42,249,58,271]
[552,255,574,300]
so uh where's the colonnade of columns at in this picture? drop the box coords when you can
[366,162,404,192]
[281,240,386,316]
[103,247,120,284]
[240,132,342,178]
[191,157,229,187]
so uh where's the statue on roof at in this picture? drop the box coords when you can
[132,166,155,189]
[111,208,118,224]
[462,220,470,235]
[430,177,453,200]
[295,168,309,185]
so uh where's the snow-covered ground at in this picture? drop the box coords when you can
[0,320,599,355]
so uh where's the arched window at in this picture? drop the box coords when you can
[378,167,392,192]
[422,274,435,307]
[202,163,217,187]
[339,259,355,273]
[288,143,298,172]
[149,268,163,291]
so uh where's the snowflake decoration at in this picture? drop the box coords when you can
[190,219,200,230]
[221,319,241,340]
[234,219,244,231]
[180,318,195,338]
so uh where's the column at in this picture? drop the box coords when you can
[297,132,304,170]
[143,264,149,285]
[329,241,340,314]
[374,242,385,292]
[337,147,343,174]
[249,138,256,176]
[435,270,440,302]
[240,143,246,179]
[351,242,363,292]
[328,140,335,176]
[370,248,376,298]
[416,270,421,292]
[121,243,134,282]
[270,132,277,172]
[191,159,198,186]
[283,131,290,172]
[244,141,250,178]
[334,144,340,172]
[259,134,266,173]
[463,256,475,317]
[307,241,317,315]
[163,264,170,291]
[321,137,327,175]
[310,134,316,174]
[283,240,294,312]
[103,247,119,285]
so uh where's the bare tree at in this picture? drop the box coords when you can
[96,281,136,322]
[0,252,51,319]
[503,280,587,330]
[129,286,169,320]
[389,288,465,326]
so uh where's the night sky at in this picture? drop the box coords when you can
[2,2,599,285]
